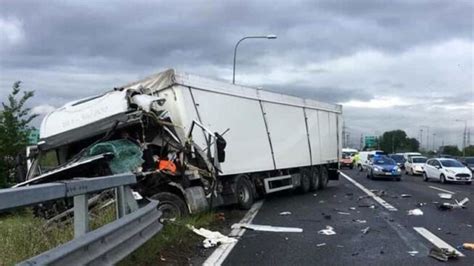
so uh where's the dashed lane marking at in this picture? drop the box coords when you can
[428,186,455,194]
[413,227,465,257]
[203,201,264,266]
[340,171,398,211]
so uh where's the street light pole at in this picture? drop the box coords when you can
[232,35,277,84]
[455,119,468,157]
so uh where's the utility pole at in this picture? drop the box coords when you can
[419,129,423,150]
[455,119,467,157]
[432,133,436,151]
[421,126,430,151]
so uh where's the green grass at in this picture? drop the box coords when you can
[0,207,215,266]
[119,212,216,266]
[0,205,116,266]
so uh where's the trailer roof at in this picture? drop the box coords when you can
[123,69,342,113]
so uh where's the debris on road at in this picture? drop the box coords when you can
[407,251,419,256]
[279,211,292,216]
[188,226,237,248]
[322,213,332,220]
[438,193,453,199]
[358,204,376,208]
[401,194,412,198]
[318,226,336,235]
[428,247,458,262]
[232,223,303,233]
[349,207,356,210]
[361,227,370,235]
[438,197,469,210]
[370,189,386,197]
[462,243,474,250]
[354,219,367,224]
[313,193,318,197]
[337,212,351,215]
[407,208,424,216]
[317,243,327,247]
[215,212,226,221]
[416,203,427,207]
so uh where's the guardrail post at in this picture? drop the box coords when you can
[116,186,126,218]
[74,194,89,237]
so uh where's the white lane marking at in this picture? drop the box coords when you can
[203,201,264,266]
[428,186,455,194]
[340,172,398,211]
[413,227,465,257]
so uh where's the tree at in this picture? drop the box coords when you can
[440,145,462,157]
[463,145,474,157]
[378,130,419,154]
[0,81,38,187]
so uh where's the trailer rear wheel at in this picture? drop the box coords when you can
[236,177,254,210]
[310,167,320,191]
[151,192,189,220]
[318,166,329,189]
[298,168,311,193]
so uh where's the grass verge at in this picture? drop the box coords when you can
[0,207,215,266]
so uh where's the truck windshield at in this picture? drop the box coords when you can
[37,150,60,174]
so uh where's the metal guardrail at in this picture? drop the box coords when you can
[19,201,162,266]
[0,173,163,265]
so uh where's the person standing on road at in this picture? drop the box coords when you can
[353,152,360,169]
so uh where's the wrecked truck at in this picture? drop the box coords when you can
[17,69,342,218]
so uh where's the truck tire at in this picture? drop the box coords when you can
[318,166,329,189]
[236,177,254,210]
[309,167,320,191]
[298,168,311,193]
[151,192,189,220]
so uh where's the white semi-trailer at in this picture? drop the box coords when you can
[19,69,342,217]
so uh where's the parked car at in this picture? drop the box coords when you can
[423,158,472,184]
[357,150,385,171]
[404,156,427,175]
[460,157,474,173]
[389,154,406,169]
[366,156,402,181]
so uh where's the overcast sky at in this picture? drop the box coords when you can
[0,0,472,150]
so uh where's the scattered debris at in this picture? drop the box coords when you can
[338,212,351,215]
[401,194,412,198]
[352,252,359,256]
[408,208,424,216]
[429,247,458,262]
[462,243,474,250]
[337,245,344,248]
[322,213,332,220]
[358,204,375,208]
[313,193,318,197]
[318,226,336,235]
[346,192,354,196]
[438,193,452,199]
[467,224,472,228]
[357,195,369,201]
[188,226,237,248]
[438,198,469,210]
[319,200,325,203]
[232,223,303,233]
[416,203,427,207]
[279,211,292,216]
[349,207,356,210]
[370,205,376,209]
[361,227,370,235]
[354,219,367,224]
[370,190,386,197]
[407,251,419,256]
[316,243,327,247]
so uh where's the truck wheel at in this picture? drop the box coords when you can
[236,177,254,210]
[309,167,320,191]
[151,192,189,220]
[318,166,329,189]
[298,168,311,193]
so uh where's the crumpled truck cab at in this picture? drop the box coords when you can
[20,78,224,219]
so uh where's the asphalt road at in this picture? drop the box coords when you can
[219,169,474,265]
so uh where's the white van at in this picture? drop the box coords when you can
[403,152,422,161]
[357,150,385,171]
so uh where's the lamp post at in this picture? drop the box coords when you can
[232,35,277,84]
[455,119,468,156]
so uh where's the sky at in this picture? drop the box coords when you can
[0,0,473,150]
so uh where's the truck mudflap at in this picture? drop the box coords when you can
[328,164,340,180]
